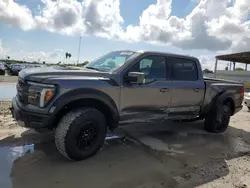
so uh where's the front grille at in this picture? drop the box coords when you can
[17,77,28,104]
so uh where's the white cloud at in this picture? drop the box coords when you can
[34,0,83,34]
[124,0,245,51]
[198,55,216,70]
[0,39,64,63]
[17,48,65,63]
[228,0,250,20]
[82,0,124,38]
[34,0,123,37]
[0,0,250,53]
[0,0,35,30]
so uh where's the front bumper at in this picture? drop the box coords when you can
[11,97,55,129]
[245,96,250,108]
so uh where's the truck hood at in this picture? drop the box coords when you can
[19,67,111,82]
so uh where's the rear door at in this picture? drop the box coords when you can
[168,57,205,117]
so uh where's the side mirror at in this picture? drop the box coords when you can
[124,72,146,84]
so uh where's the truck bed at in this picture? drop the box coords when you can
[204,77,243,84]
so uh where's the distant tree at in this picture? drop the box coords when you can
[65,52,72,64]
[65,52,69,59]
[7,56,10,60]
[67,53,72,64]
[203,69,213,73]
[235,67,244,71]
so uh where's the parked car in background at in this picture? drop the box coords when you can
[9,64,25,75]
[0,62,7,68]
[0,62,6,75]
[24,64,34,69]
[24,64,46,69]
[0,62,6,70]
[245,92,250,111]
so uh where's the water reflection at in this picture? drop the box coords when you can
[0,145,34,188]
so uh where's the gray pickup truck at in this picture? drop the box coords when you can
[11,51,244,161]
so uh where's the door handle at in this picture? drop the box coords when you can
[194,88,199,92]
[160,88,169,93]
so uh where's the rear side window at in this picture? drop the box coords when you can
[169,57,198,81]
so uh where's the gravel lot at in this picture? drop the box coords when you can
[1,100,250,188]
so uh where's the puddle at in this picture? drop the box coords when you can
[0,132,127,188]
[149,131,250,159]
[0,144,34,188]
[0,85,16,100]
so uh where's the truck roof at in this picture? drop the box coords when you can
[136,50,199,61]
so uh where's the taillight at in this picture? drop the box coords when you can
[240,87,244,102]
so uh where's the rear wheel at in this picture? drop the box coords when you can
[204,103,232,133]
[55,108,107,161]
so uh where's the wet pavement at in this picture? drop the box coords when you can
[1,121,250,188]
[1,107,250,187]
[0,139,179,188]
[0,144,34,188]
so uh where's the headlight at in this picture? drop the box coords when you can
[27,81,56,108]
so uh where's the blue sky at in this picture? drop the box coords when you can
[0,0,249,69]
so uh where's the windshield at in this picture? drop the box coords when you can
[85,51,139,72]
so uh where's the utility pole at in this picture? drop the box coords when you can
[77,36,82,65]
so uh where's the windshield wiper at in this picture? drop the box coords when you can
[85,67,100,71]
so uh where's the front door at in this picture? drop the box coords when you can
[120,55,172,124]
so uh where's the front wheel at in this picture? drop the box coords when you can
[55,108,107,161]
[204,104,232,133]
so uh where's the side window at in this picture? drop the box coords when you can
[130,56,167,79]
[169,57,198,81]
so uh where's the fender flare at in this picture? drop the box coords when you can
[51,88,119,123]
[210,91,236,115]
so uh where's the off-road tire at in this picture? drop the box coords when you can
[55,108,107,161]
[204,103,232,133]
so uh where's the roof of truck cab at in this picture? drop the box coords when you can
[138,51,198,60]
